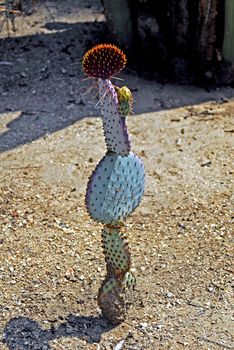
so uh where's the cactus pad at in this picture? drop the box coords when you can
[124,271,136,289]
[98,79,131,156]
[98,225,136,324]
[86,151,145,224]
[102,225,130,272]
[101,277,117,294]
[82,44,127,79]
[98,276,129,324]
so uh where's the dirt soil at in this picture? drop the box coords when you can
[0,1,234,350]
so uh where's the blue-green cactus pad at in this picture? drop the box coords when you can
[86,151,145,224]
[102,226,130,272]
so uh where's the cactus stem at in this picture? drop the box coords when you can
[98,224,135,324]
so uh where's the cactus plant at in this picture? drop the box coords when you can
[82,44,145,324]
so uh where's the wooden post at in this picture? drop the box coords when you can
[222,0,234,63]
[102,0,134,48]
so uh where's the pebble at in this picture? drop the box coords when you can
[166,291,174,298]
[139,322,148,329]
[156,324,163,330]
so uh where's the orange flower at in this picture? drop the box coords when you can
[82,43,127,79]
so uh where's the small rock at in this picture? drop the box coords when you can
[166,292,174,298]
[178,223,186,230]
[176,138,182,146]
[66,324,73,334]
[140,322,148,329]
[156,324,163,330]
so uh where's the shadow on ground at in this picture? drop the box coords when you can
[3,314,114,349]
[0,15,108,153]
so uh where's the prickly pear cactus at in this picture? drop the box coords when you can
[82,43,145,324]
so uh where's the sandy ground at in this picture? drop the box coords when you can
[0,1,234,350]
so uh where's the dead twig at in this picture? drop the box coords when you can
[40,0,55,21]
[193,115,221,121]
[198,336,233,349]
[6,165,42,170]
[0,1,22,33]
[114,339,126,350]
[187,301,206,308]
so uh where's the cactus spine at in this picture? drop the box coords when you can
[83,44,145,324]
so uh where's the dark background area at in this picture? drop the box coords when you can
[0,0,233,153]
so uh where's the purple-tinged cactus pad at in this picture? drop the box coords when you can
[98,80,131,156]
[85,151,145,224]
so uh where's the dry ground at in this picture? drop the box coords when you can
[0,101,233,350]
[0,1,234,350]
